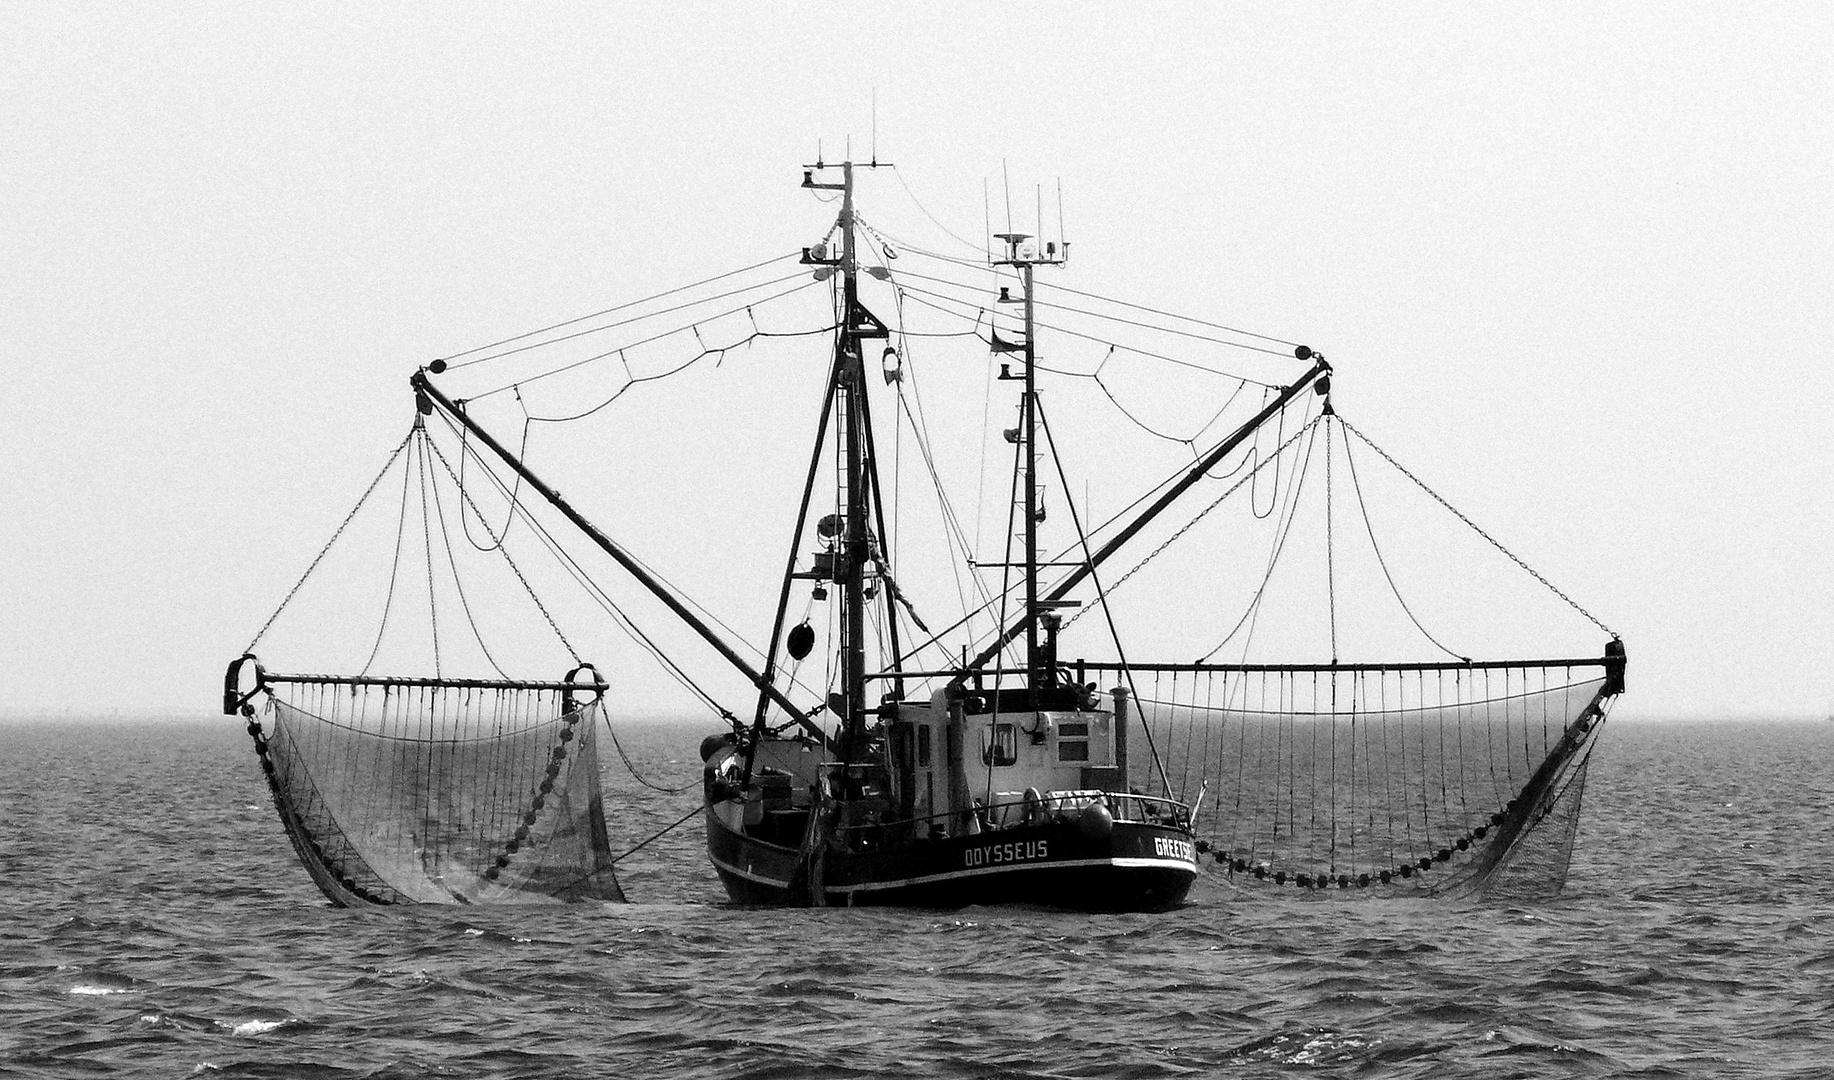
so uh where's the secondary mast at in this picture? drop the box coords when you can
[993,232,1066,702]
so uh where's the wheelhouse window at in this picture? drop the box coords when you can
[917,724,932,768]
[981,723,1018,766]
[1057,721,1090,762]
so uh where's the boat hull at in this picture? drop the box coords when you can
[705,806,1198,912]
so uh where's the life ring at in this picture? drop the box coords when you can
[1022,787,1047,826]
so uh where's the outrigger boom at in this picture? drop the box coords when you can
[409,368,836,751]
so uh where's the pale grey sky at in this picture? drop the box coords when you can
[3,4,1829,721]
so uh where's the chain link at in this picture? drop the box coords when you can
[1064,417,1322,629]
[1335,417,1619,641]
[422,432,579,661]
[244,429,416,655]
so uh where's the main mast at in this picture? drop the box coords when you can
[804,161,889,763]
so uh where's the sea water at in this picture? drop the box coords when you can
[1,716,1829,1078]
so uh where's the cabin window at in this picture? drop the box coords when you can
[1058,720,1090,762]
[981,723,1018,766]
[917,724,932,768]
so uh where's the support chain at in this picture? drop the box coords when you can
[243,429,415,655]
[422,431,579,661]
[1063,416,1321,629]
[1335,417,1620,641]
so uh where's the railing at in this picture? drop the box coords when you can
[824,787,1191,847]
[223,653,607,715]
[871,655,1624,681]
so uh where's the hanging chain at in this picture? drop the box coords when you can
[415,431,442,678]
[421,431,580,661]
[1326,416,1337,663]
[601,710,699,794]
[1064,415,1321,629]
[244,428,416,654]
[1335,416,1619,641]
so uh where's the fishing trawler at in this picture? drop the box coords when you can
[223,157,1624,910]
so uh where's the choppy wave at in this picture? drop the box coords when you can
[2,717,1831,1078]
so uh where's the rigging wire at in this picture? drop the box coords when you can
[869,225,1305,351]
[1250,391,1285,520]
[904,428,1268,663]
[1200,417,1324,662]
[1336,417,1620,641]
[1036,347,1255,458]
[891,280,1281,387]
[890,376,1004,664]
[439,252,805,370]
[609,798,706,864]
[1326,418,1337,664]
[423,441,510,678]
[876,284,1001,658]
[601,709,698,794]
[875,273,983,669]
[425,410,742,719]
[420,433,579,661]
[430,408,833,720]
[457,389,530,552]
[1036,277,1302,350]
[1037,399,1175,797]
[993,396,1025,679]
[523,320,841,423]
[897,387,1305,665]
[1092,367,1205,445]
[244,428,416,654]
[1061,414,1321,634]
[452,267,811,376]
[464,276,830,402]
[414,426,443,677]
[358,433,418,676]
[1339,427,1468,662]
[888,265,1299,360]
[884,167,989,256]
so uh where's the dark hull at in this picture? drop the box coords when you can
[706,809,1197,912]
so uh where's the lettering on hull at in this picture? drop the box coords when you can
[963,839,1049,868]
[1153,837,1197,863]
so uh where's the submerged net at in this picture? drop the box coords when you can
[1125,655,1620,898]
[234,667,625,906]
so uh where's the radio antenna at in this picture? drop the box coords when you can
[1057,178,1067,251]
[983,177,992,262]
[1002,159,1014,235]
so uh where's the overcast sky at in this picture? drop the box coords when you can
[4,4,1829,721]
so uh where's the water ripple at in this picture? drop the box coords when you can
[4,718,1834,1078]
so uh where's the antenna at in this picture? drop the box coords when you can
[1002,159,1013,236]
[1057,178,1069,263]
[871,89,878,166]
[983,178,992,263]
